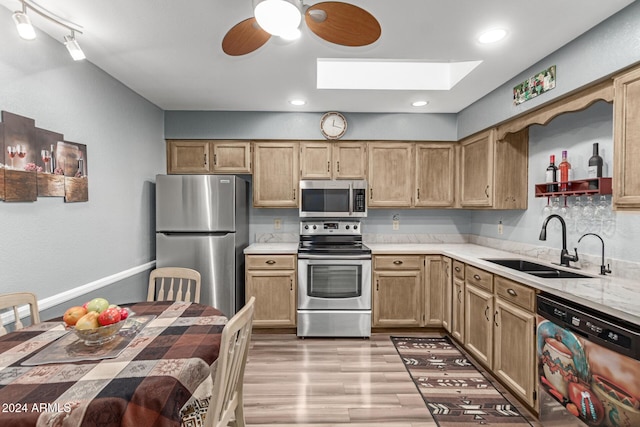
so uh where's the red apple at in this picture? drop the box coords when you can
[98,307,121,326]
[63,306,88,326]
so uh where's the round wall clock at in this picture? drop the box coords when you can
[320,111,347,140]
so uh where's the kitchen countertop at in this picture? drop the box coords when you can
[244,242,640,326]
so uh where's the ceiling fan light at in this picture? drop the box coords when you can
[12,11,36,40]
[254,0,301,37]
[279,28,301,41]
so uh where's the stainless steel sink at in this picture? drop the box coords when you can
[483,258,593,279]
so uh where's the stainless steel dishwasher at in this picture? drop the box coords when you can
[536,293,640,427]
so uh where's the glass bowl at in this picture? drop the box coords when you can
[66,319,126,346]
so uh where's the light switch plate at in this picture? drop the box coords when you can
[274,218,282,230]
[392,220,399,230]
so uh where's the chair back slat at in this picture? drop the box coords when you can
[148,267,201,303]
[0,292,40,336]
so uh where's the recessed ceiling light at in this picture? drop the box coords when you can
[478,28,507,44]
[289,99,306,106]
[412,100,428,107]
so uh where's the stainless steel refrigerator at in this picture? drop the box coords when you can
[155,175,249,316]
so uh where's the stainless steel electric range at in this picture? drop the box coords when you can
[297,219,371,338]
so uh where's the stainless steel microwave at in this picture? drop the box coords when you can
[299,180,367,218]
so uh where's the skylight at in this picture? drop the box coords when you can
[317,59,482,91]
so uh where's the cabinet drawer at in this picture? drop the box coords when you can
[374,255,423,270]
[453,260,465,279]
[246,255,296,270]
[495,276,536,312]
[465,265,493,292]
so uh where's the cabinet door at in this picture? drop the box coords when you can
[212,141,251,174]
[441,257,453,333]
[333,142,367,179]
[614,66,640,210]
[464,284,493,367]
[368,142,414,207]
[493,298,536,408]
[460,130,494,207]
[300,142,332,179]
[415,143,456,207]
[253,142,299,207]
[451,277,465,342]
[424,256,445,326]
[167,140,211,174]
[246,269,296,327]
[373,270,422,327]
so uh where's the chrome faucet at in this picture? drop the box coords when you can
[539,214,579,268]
[578,233,612,275]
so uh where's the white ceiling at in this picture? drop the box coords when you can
[1,0,635,113]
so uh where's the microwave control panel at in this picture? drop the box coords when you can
[353,189,366,212]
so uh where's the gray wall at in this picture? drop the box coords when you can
[457,1,640,138]
[0,6,165,315]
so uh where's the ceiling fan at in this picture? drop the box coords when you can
[222,0,381,56]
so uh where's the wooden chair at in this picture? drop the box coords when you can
[0,292,41,336]
[147,267,202,303]
[205,297,255,427]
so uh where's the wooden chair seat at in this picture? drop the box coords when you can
[0,292,40,336]
[147,267,202,303]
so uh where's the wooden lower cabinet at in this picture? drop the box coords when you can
[493,297,536,408]
[245,254,296,327]
[372,255,423,327]
[424,256,446,326]
[441,257,452,333]
[464,283,494,367]
[451,276,465,342]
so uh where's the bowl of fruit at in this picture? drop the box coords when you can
[63,298,132,346]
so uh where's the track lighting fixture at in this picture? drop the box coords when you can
[12,4,36,40]
[12,0,85,61]
[64,31,85,61]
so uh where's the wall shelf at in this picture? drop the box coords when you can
[534,177,612,197]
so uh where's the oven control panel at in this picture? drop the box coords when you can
[300,220,362,235]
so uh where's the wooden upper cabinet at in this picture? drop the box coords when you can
[167,140,211,174]
[167,140,251,174]
[332,142,367,179]
[367,142,413,207]
[415,143,456,207]
[459,128,528,209]
[614,65,640,210]
[253,141,299,207]
[300,141,367,180]
[211,141,251,173]
[460,130,494,207]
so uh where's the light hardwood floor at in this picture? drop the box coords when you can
[242,332,540,426]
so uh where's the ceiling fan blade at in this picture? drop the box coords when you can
[222,17,271,56]
[305,2,381,47]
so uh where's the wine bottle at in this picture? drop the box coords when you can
[558,150,571,192]
[588,142,603,189]
[50,144,56,174]
[545,155,558,193]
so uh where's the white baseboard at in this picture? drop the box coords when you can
[1,261,156,325]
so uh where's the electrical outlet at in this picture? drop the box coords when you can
[274,218,282,230]
[498,220,503,235]
[393,220,399,230]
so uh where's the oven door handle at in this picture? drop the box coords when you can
[298,254,372,260]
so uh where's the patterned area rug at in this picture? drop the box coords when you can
[392,336,534,426]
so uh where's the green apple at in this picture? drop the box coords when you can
[86,297,110,313]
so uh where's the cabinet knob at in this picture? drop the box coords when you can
[507,288,518,297]
[484,306,490,321]
[473,274,481,281]
[494,310,500,327]
[393,260,403,265]
[454,266,461,272]
[485,185,490,198]
[265,260,276,265]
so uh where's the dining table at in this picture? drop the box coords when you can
[0,300,227,427]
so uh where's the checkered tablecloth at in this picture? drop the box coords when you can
[0,301,227,427]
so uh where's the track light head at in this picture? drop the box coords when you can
[12,11,36,40]
[64,33,85,61]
